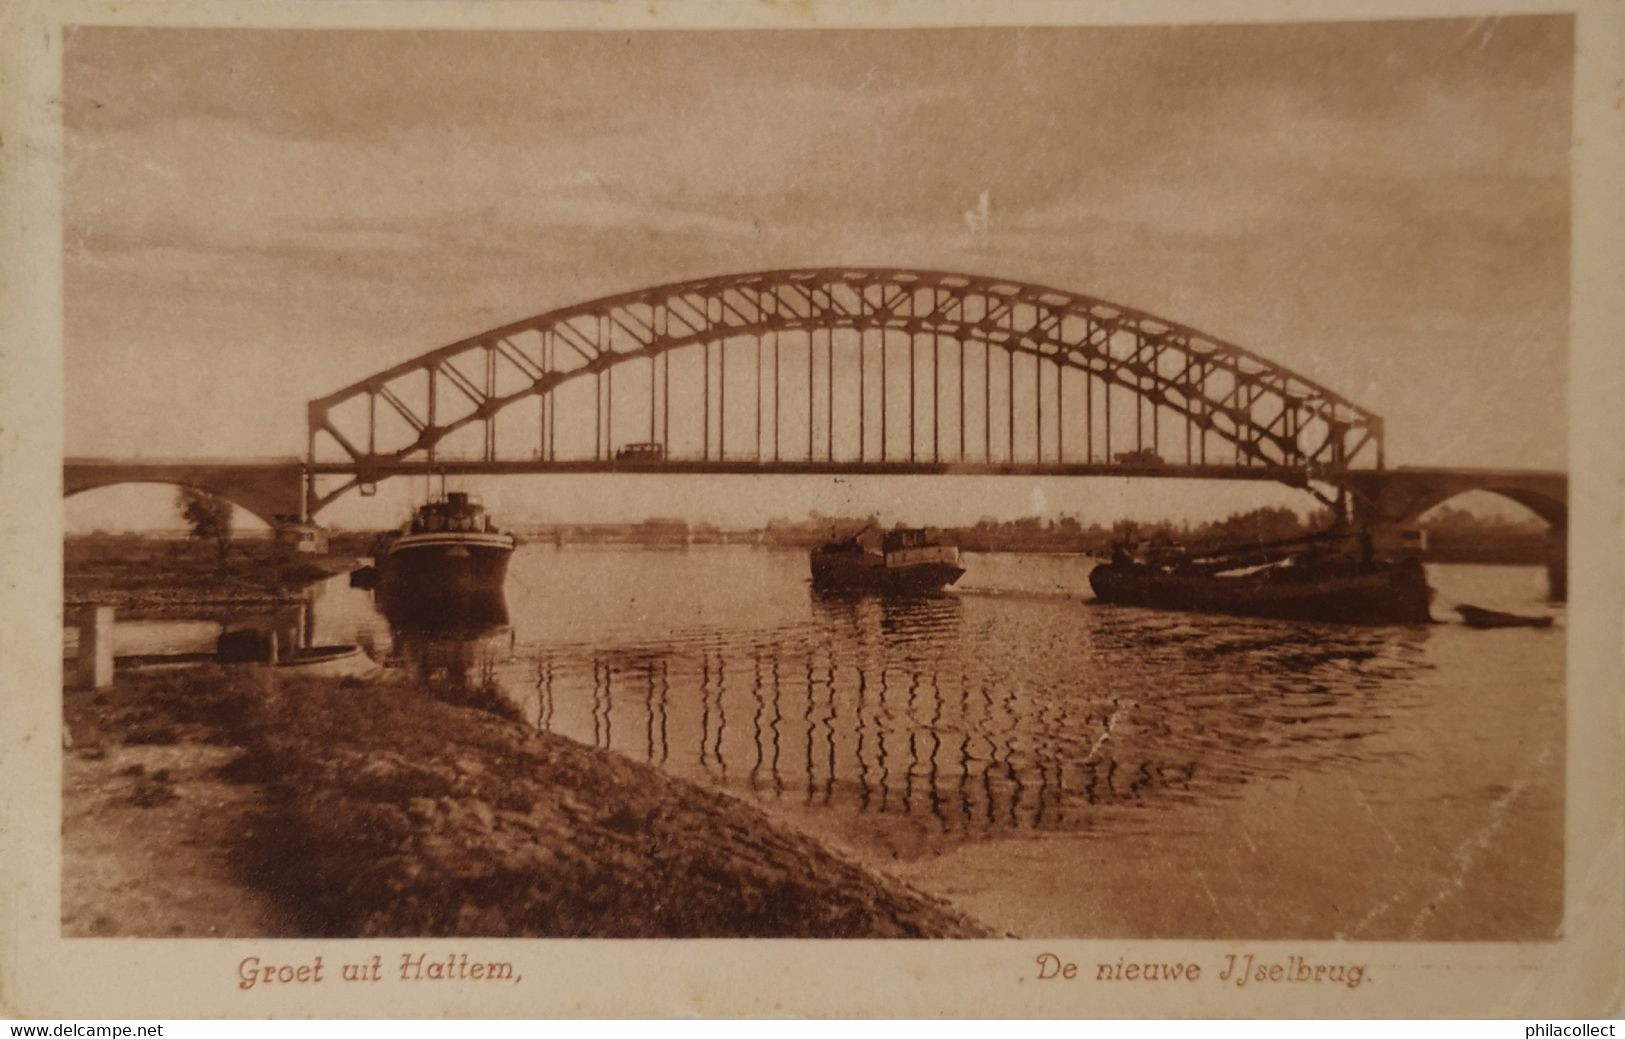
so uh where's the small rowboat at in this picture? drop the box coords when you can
[1456,604,1554,629]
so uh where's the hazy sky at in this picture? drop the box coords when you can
[62,18,1571,529]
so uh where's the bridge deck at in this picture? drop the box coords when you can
[304,459,1315,482]
[65,456,1563,484]
[62,457,1566,528]
[65,456,305,468]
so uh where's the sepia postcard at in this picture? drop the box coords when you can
[1,0,1622,1019]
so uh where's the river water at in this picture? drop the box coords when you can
[113,547,1566,940]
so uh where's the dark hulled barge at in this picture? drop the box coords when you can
[1088,529,1433,625]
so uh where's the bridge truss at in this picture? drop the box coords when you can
[307,268,1383,511]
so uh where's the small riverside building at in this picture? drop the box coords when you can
[274,521,329,555]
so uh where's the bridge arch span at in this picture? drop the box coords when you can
[1333,468,1568,530]
[64,460,306,528]
[308,268,1384,509]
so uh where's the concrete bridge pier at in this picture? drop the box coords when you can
[1545,526,1567,602]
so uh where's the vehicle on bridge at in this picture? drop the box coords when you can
[373,492,517,613]
[1088,529,1433,625]
[1113,449,1166,466]
[614,442,666,463]
[810,525,965,594]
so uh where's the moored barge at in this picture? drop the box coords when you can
[1088,530,1433,625]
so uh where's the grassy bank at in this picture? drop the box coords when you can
[64,536,356,610]
[62,667,988,938]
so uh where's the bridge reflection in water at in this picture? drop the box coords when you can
[398,580,1431,845]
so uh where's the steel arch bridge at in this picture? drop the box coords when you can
[306,267,1385,512]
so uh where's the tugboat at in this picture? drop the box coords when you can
[810,524,965,594]
[374,492,517,603]
[1088,528,1433,625]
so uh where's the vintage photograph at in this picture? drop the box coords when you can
[55,13,1573,956]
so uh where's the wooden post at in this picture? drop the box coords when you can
[75,605,114,690]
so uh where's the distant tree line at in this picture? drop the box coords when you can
[756,505,1332,555]
[299,495,1552,564]
[1418,504,1544,535]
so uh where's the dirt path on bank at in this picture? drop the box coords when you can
[63,742,293,937]
[62,668,988,938]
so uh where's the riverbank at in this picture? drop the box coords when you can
[64,536,359,611]
[62,666,988,938]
